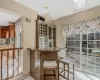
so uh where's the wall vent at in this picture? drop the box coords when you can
[25,18,31,23]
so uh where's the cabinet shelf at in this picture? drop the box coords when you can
[36,20,56,48]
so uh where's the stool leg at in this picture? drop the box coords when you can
[58,61,59,80]
[54,70,57,80]
[64,63,65,77]
[53,70,56,80]
[56,70,57,80]
[44,70,45,80]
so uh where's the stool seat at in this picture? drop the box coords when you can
[60,58,74,65]
[43,61,57,68]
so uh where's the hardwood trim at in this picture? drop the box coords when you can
[36,20,39,48]
[0,48,23,51]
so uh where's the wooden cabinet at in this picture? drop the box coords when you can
[0,27,8,38]
[0,28,2,38]
[1,28,7,38]
[8,24,15,38]
[37,15,45,21]
[0,24,15,38]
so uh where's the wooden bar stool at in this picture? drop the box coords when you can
[43,61,57,80]
[58,59,74,80]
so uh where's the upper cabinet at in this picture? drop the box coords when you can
[0,27,8,38]
[0,24,15,38]
[1,28,7,38]
[37,15,45,21]
[8,24,15,38]
[0,28,2,38]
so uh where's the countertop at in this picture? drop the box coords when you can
[27,48,67,52]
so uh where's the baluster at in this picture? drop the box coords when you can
[13,50,15,77]
[7,50,9,79]
[1,51,2,80]
[18,49,19,75]
[0,48,23,79]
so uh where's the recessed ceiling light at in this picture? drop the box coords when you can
[44,5,48,9]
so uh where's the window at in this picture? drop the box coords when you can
[73,0,86,10]
[64,17,100,76]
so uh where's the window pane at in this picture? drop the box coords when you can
[95,32,100,40]
[88,41,94,48]
[82,34,87,40]
[88,33,94,40]
[75,41,80,47]
[82,41,87,48]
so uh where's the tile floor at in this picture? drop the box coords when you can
[74,71,100,80]
[25,58,100,80]
[23,76,35,80]
[23,71,100,80]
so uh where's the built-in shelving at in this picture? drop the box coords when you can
[36,20,56,48]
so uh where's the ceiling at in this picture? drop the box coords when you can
[14,0,100,20]
[0,12,21,26]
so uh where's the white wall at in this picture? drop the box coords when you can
[56,25,65,48]
[43,13,53,23]
[22,17,36,74]
[9,16,36,80]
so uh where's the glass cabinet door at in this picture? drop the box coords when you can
[38,22,56,48]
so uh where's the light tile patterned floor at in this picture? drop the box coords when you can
[23,72,100,80]
[23,66,100,80]
[23,76,35,80]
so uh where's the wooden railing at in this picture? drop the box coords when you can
[0,48,23,80]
